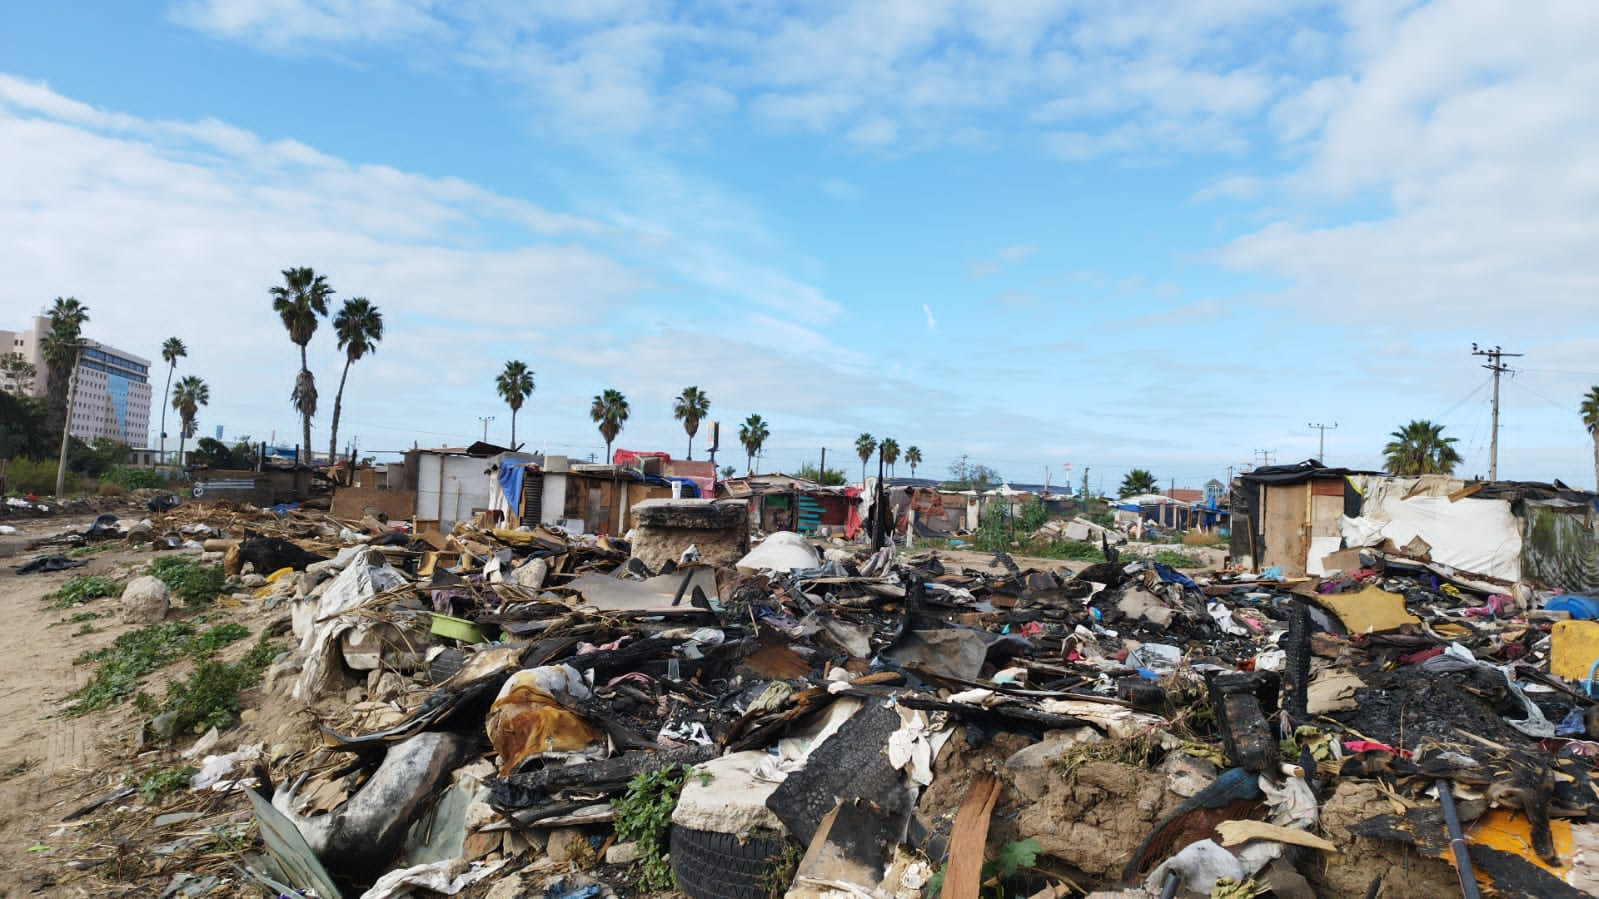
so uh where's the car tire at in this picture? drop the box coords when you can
[670,823,795,899]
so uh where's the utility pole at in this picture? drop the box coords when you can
[1308,422,1338,463]
[1472,344,1521,481]
[477,416,495,442]
[819,447,826,478]
[1081,466,1090,508]
[1254,449,1275,468]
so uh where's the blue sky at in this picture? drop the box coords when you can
[3,1,1597,490]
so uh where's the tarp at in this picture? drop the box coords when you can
[1522,499,1599,593]
[1350,476,1522,583]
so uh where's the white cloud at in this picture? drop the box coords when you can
[922,304,936,331]
[0,75,856,455]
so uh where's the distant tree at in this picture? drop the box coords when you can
[673,386,710,461]
[739,414,771,474]
[590,388,629,463]
[1583,386,1599,490]
[796,461,847,486]
[905,445,922,478]
[191,436,234,469]
[1,352,36,394]
[946,455,1000,491]
[1118,468,1158,498]
[40,296,90,442]
[880,438,900,476]
[720,465,736,479]
[0,391,50,459]
[171,375,209,468]
[854,433,877,484]
[269,267,332,460]
[328,298,383,465]
[495,360,536,450]
[157,337,186,463]
[1382,420,1462,476]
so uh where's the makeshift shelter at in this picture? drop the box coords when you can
[1233,460,1599,592]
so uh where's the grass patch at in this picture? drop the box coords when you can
[138,633,281,737]
[1020,538,1105,562]
[44,574,119,609]
[145,556,227,606]
[1149,549,1204,569]
[133,766,197,803]
[63,542,121,559]
[65,621,252,716]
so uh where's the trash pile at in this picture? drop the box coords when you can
[22,498,1599,898]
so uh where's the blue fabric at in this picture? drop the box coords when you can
[1547,594,1599,620]
[1155,563,1198,590]
[497,462,526,509]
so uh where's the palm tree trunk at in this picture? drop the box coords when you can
[159,362,174,464]
[687,431,693,461]
[510,408,518,450]
[299,343,312,466]
[1592,435,1599,492]
[605,438,613,463]
[861,461,867,484]
[329,357,352,469]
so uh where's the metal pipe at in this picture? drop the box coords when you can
[1438,779,1482,899]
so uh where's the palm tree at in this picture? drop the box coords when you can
[157,337,186,464]
[1118,468,1158,498]
[328,298,383,464]
[39,297,89,441]
[171,375,209,468]
[496,360,535,449]
[269,267,333,464]
[739,414,770,474]
[590,388,629,463]
[905,446,922,478]
[1382,420,1463,475]
[673,386,710,460]
[880,438,900,477]
[854,433,877,484]
[1581,387,1599,489]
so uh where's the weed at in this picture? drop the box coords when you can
[927,838,1041,899]
[44,574,119,609]
[1023,539,1105,562]
[613,764,690,891]
[63,542,119,559]
[1149,549,1203,569]
[72,621,96,636]
[146,633,281,737]
[759,839,804,899]
[145,556,227,606]
[65,621,252,716]
[133,766,197,803]
[0,758,38,782]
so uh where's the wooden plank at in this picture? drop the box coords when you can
[944,774,1001,899]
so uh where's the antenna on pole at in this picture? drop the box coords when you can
[1308,422,1338,464]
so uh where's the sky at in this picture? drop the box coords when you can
[2,1,1597,492]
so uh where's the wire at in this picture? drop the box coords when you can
[1435,376,1492,423]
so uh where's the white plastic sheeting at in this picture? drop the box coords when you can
[1346,476,1522,583]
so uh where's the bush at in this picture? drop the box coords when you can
[4,457,59,496]
[96,481,126,497]
[45,574,120,609]
[102,467,166,490]
[143,634,281,738]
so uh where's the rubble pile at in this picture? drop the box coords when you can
[14,497,1599,898]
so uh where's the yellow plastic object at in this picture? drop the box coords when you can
[264,567,295,584]
[429,612,488,644]
[1464,808,1573,883]
[1316,585,1421,633]
[1551,620,1599,681]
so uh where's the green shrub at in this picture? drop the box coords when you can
[145,557,226,606]
[1150,549,1203,569]
[613,764,691,890]
[4,457,59,496]
[66,621,251,716]
[101,467,166,490]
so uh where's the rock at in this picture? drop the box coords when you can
[240,573,267,588]
[605,841,641,865]
[483,874,525,899]
[368,670,406,703]
[1159,751,1219,799]
[240,709,259,724]
[545,827,588,864]
[121,575,171,624]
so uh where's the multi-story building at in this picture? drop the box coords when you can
[0,316,152,447]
